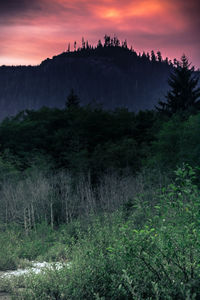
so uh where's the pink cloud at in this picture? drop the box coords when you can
[0,0,199,68]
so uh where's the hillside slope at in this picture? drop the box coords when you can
[0,43,175,119]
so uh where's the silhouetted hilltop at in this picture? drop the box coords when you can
[0,36,193,120]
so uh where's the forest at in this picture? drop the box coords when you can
[0,54,200,299]
[0,35,179,119]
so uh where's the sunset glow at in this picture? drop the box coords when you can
[126,1,163,17]
[103,9,121,19]
[0,0,199,67]
[99,1,163,20]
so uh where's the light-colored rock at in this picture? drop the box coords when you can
[0,261,68,278]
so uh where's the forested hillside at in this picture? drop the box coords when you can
[0,54,200,224]
[0,36,174,119]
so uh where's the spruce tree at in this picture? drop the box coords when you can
[65,89,80,109]
[156,54,200,116]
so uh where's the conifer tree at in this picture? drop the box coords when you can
[104,35,111,47]
[156,54,200,115]
[151,50,156,62]
[157,51,162,62]
[82,37,85,49]
[66,89,80,109]
[97,40,103,48]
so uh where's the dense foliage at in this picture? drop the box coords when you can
[0,98,200,178]
[1,166,200,299]
[0,105,157,175]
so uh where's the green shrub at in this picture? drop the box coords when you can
[17,165,200,299]
[0,229,20,271]
[150,114,200,169]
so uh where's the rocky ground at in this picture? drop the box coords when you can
[0,292,11,300]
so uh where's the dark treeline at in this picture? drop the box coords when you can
[0,35,181,119]
[0,105,155,174]
[0,52,199,225]
[0,54,200,230]
[0,54,200,177]
[1,99,200,175]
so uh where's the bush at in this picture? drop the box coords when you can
[150,114,200,169]
[17,165,200,299]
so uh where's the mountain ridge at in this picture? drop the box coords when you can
[1,39,197,120]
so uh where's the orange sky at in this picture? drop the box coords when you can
[0,0,199,68]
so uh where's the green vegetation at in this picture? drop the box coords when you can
[150,114,200,170]
[0,223,65,271]
[1,166,200,299]
[0,105,153,174]
[0,55,200,299]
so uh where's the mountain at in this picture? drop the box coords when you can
[0,39,187,120]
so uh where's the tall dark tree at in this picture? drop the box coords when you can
[104,35,111,47]
[74,41,77,51]
[97,39,103,48]
[67,43,70,52]
[113,36,120,47]
[151,50,156,62]
[65,89,80,109]
[157,51,162,62]
[122,40,128,49]
[82,37,85,49]
[156,54,200,115]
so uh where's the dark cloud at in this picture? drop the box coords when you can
[0,0,94,25]
[0,0,42,16]
[176,0,200,29]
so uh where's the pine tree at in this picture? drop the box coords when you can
[67,43,70,52]
[156,54,200,116]
[66,89,80,109]
[82,37,85,49]
[151,50,156,62]
[157,51,162,62]
[104,35,111,47]
[97,40,103,48]
[74,41,77,51]
[113,36,120,47]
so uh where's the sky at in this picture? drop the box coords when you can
[0,0,199,68]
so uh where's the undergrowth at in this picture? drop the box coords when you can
[1,165,200,299]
